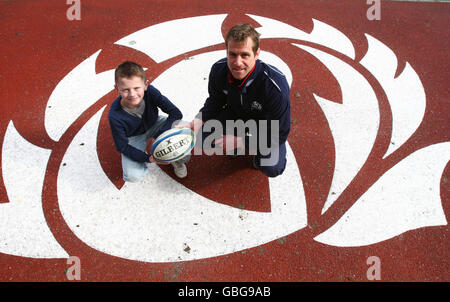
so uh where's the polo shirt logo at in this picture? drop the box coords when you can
[251,100,262,111]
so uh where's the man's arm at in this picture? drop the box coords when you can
[241,88,290,152]
[265,90,291,145]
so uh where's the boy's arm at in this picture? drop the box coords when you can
[109,117,150,163]
[148,85,183,135]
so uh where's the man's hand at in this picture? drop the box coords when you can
[214,134,244,152]
[174,118,204,135]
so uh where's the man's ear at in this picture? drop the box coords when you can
[144,80,149,90]
[255,47,260,60]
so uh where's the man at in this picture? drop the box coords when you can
[180,24,291,177]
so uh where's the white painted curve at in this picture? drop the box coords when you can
[44,50,115,142]
[248,14,355,59]
[57,105,306,262]
[360,34,426,158]
[114,14,228,63]
[1,121,68,258]
[314,142,449,247]
[293,44,380,215]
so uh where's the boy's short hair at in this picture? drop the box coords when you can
[115,61,146,83]
[225,24,261,54]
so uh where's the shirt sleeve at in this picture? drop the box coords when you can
[109,116,151,163]
[147,85,183,136]
[266,89,291,145]
[244,86,291,150]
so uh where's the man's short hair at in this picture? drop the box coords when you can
[115,61,146,83]
[225,24,261,54]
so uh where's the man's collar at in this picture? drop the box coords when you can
[228,60,260,89]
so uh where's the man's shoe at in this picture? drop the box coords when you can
[171,161,187,178]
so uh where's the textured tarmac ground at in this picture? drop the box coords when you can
[0,0,448,284]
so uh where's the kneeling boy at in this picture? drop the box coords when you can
[108,61,189,182]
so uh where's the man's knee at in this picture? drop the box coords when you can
[254,154,287,178]
[258,163,286,178]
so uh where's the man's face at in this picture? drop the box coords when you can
[227,37,260,80]
[116,76,147,109]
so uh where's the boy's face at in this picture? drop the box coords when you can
[115,76,147,109]
[226,37,260,80]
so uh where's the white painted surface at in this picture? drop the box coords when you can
[314,142,449,247]
[45,50,115,141]
[114,14,227,63]
[55,45,304,262]
[1,14,446,261]
[293,44,380,215]
[248,14,355,59]
[1,121,68,258]
[360,34,426,158]
[57,106,307,262]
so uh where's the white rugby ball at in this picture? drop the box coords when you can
[151,128,195,163]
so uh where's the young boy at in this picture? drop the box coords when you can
[108,61,189,182]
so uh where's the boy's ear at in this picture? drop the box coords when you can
[144,80,149,89]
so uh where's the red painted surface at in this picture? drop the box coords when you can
[0,0,448,282]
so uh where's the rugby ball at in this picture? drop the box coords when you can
[151,128,195,163]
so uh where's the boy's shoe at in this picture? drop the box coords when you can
[171,161,187,178]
